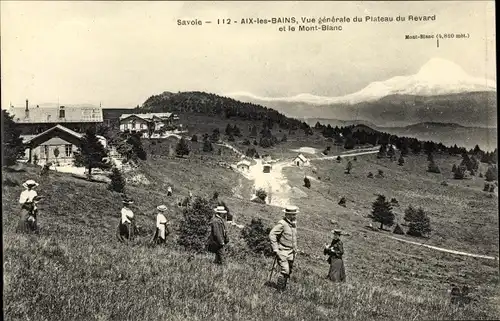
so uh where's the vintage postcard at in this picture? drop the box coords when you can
[2,1,497,320]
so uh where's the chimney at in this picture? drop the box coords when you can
[25,99,29,118]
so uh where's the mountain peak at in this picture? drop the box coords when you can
[416,58,469,80]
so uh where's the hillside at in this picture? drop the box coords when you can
[3,131,499,320]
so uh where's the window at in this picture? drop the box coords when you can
[59,106,65,118]
[65,144,72,157]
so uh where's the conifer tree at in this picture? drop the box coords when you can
[1,110,25,166]
[370,194,395,230]
[74,128,109,178]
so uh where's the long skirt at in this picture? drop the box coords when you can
[328,258,346,282]
[150,228,166,245]
[17,207,38,233]
[116,221,135,242]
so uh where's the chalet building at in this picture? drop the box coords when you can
[119,112,180,134]
[293,154,310,167]
[21,124,109,166]
[236,159,251,171]
[8,99,103,136]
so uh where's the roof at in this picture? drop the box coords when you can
[24,124,83,145]
[294,154,308,162]
[8,106,103,124]
[119,112,175,121]
[237,160,251,166]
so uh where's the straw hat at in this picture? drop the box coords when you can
[22,179,39,189]
[214,206,227,214]
[333,229,342,235]
[283,205,299,214]
[122,199,134,205]
[157,205,168,212]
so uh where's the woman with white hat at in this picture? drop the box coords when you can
[207,206,229,265]
[116,198,136,242]
[323,229,346,282]
[18,179,41,233]
[151,205,171,245]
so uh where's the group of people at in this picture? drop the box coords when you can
[17,179,346,292]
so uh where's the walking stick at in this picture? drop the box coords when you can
[268,255,277,282]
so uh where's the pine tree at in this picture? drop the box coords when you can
[336,155,342,163]
[370,195,395,230]
[454,164,466,179]
[177,197,213,252]
[345,161,353,174]
[250,125,258,138]
[232,124,241,137]
[407,208,431,237]
[175,137,190,156]
[452,164,457,173]
[241,219,273,257]
[203,137,213,152]
[460,153,474,172]
[191,134,198,142]
[304,176,311,188]
[378,144,387,158]
[108,166,126,193]
[398,155,405,166]
[225,123,233,136]
[74,128,109,178]
[211,128,220,143]
[428,160,441,173]
[1,110,25,167]
[485,165,498,182]
[404,205,418,223]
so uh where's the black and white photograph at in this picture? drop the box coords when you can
[1,1,498,320]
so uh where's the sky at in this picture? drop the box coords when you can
[1,1,496,108]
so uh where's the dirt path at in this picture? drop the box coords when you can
[385,234,498,260]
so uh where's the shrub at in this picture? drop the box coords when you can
[370,194,395,230]
[428,160,441,173]
[304,176,311,188]
[191,135,198,142]
[241,219,273,257]
[255,188,267,202]
[203,139,213,152]
[377,169,384,178]
[108,166,126,193]
[242,139,251,146]
[485,165,498,182]
[1,109,24,166]
[175,137,190,157]
[336,156,342,163]
[452,164,457,173]
[367,172,374,178]
[398,156,405,166]
[177,197,213,252]
[454,165,466,179]
[406,207,431,237]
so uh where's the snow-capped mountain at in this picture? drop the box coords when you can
[226,58,496,105]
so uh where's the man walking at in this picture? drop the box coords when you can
[269,205,298,291]
[207,206,229,265]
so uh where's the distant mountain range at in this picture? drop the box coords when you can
[304,118,497,151]
[226,58,497,128]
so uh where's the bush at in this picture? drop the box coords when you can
[367,172,374,178]
[485,165,498,182]
[406,207,431,237]
[177,197,213,252]
[241,219,274,257]
[203,139,213,152]
[191,135,198,142]
[253,188,267,203]
[242,139,251,146]
[377,169,384,178]
[452,164,457,173]
[428,161,441,173]
[304,176,311,188]
[454,165,466,179]
[398,156,405,166]
[336,156,342,163]
[108,166,126,193]
[175,137,190,157]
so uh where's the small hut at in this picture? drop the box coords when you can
[293,154,310,167]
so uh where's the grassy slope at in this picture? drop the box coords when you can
[3,134,499,320]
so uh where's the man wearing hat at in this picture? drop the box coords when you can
[207,206,229,265]
[269,205,299,291]
[323,229,346,282]
[18,179,41,233]
[151,205,171,245]
[117,198,136,242]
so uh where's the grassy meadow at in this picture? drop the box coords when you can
[3,131,500,320]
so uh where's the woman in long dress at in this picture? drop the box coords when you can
[151,205,171,245]
[116,199,136,242]
[324,229,346,282]
[18,179,41,233]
